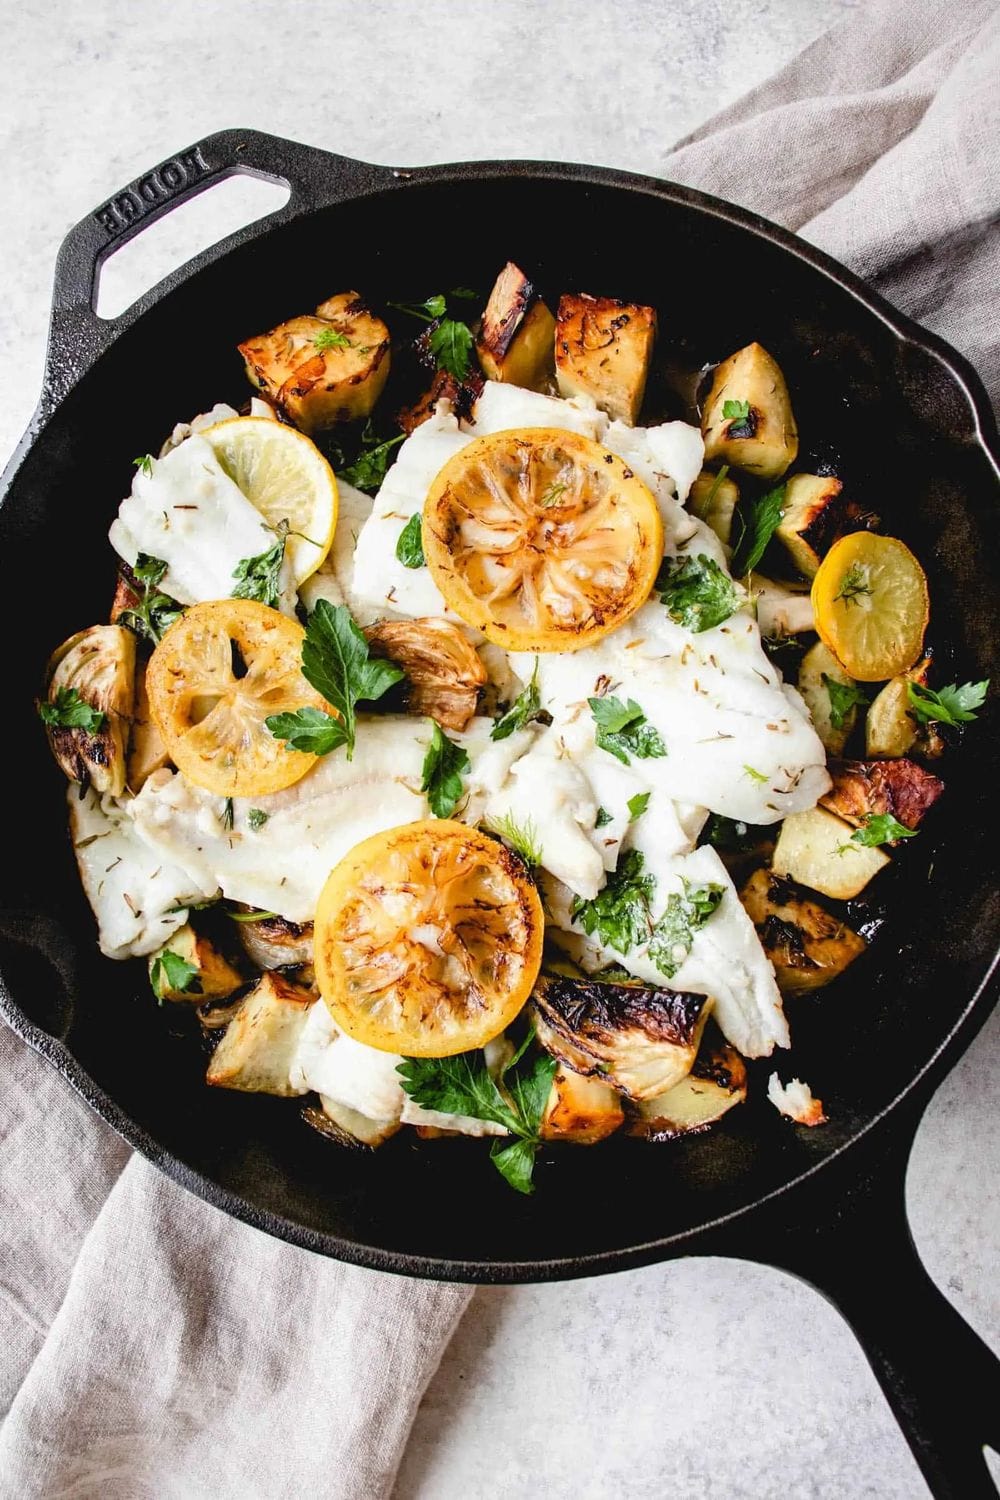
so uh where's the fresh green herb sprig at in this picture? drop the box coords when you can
[421,721,470,818]
[571,849,655,953]
[648,880,725,979]
[730,483,786,576]
[395,513,425,569]
[118,553,184,645]
[594,806,614,829]
[388,291,476,379]
[743,764,768,785]
[38,688,106,733]
[314,327,353,351]
[627,791,650,821]
[844,813,918,849]
[486,812,541,868]
[335,421,405,494]
[247,809,269,831]
[823,674,869,731]
[232,526,288,610]
[835,562,871,604]
[656,553,741,632]
[150,949,200,999]
[722,398,753,439]
[491,660,545,742]
[907,679,988,728]
[133,454,154,478]
[589,696,666,766]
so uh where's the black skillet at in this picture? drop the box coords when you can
[1,130,998,1498]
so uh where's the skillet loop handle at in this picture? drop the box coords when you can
[44,128,392,407]
[738,1123,1000,1499]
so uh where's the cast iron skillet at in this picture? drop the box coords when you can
[1,130,998,1497]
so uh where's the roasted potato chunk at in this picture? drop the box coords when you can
[532,974,711,1101]
[772,806,889,900]
[739,869,866,994]
[688,467,740,547]
[206,971,313,1095]
[477,262,556,390]
[865,656,941,758]
[798,641,861,757]
[303,1098,400,1149]
[748,573,815,636]
[364,617,487,731]
[540,1065,624,1144]
[238,292,390,433]
[776,473,850,577]
[128,662,171,791]
[702,343,798,480]
[629,1038,747,1139]
[148,923,243,1003]
[42,625,135,796]
[820,758,944,831]
[555,293,656,425]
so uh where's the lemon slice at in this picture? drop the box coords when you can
[812,533,929,682]
[201,416,337,584]
[422,427,663,652]
[314,820,544,1056]
[146,599,330,796]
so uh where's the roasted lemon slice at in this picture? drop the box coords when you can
[201,416,337,584]
[147,599,330,796]
[314,820,544,1056]
[812,533,929,682]
[422,427,663,651]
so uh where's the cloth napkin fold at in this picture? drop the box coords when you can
[1,0,997,1494]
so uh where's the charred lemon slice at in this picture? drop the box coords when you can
[201,416,337,585]
[812,533,929,682]
[422,427,663,651]
[146,599,330,796]
[314,820,544,1056]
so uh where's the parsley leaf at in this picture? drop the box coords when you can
[595,806,614,829]
[337,423,404,494]
[907,679,989,728]
[491,660,544,741]
[627,791,651,821]
[429,318,475,379]
[277,600,404,762]
[150,948,200,999]
[588,695,666,765]
[133,453,154,478]
[648,880,725,978]
[823,674,869,731]
[38,687,106,733]
[657,553,741,632]
[421,720,470,817]
[232,530,286,609]
[571,849,655,953]
[397,1035,556,1194]
[118,553,184,645]
[849,813,918,848]
[247,808,269,831]
[731,483,786,576]
[265,705,347,756]
[314,327,352,351]
[395,513,425,569]
[389,294,448,321]
[723,398,750,422]
[722,398,755,439]
[486,812,541,868]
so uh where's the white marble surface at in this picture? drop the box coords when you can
[1,2,997,1497]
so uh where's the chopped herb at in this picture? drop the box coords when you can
[389,294,448,321]
[247,808,269,831]
[421,720,470,818]
[731,483,786,576]
[268,600,403,761]
[133,453,154,478]
[589,696,666,765]
[657,552,741,632]
[486,812,541,868]
[848,813,918,848]
[397,1031,556,1194]
[232,528,287,609]
[313,327,352,351]
[118,552,184,645]
[570,849,655,954]
[835,562,872,604]
[150,948,200,999]
[491,660,545,741]
[743,764,768,784]
[648,880,725,979]
[539,481,568,508]
[221,798,234,831]
[429,318,475,380]
[701,813,766,854]
[594,806,614,829]
[823,674,869,731]
[907,679,989,728]
[627,791,651,821]
[395,513,425,569]
[226,907,280,923]
[723,398,751,423]
[38,688,106,733]
[337,422,405,494]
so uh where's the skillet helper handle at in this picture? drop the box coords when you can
[736,1122,1000,1499]
[44,128,388,406]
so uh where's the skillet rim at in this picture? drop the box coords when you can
[1,144,998,1280]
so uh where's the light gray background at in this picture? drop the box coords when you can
[1,3,997,1497]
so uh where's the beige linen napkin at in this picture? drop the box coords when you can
[1,0,997,1495]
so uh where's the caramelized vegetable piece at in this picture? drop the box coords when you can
[702,342,798,480]
[128,662,171,791]
[797,641,861,757]
[540,1065,624,1144]
[303,1098,400,1149]
[364,617,487,731]
[477,262,556,391]
[238,292,390,433]
[776,473,851,578]
[235,913,315,971]
[43,625,135,796]
[629,1038,747,1139]
[865,655,934,758]
[398,367,484,435]
[688,468,740,547]
[772,806,889,900]
[148,923,243,1002]
[555,293,657,425]
[206,971,313,1095]
[820,758,944,831]
[739,868,866,994]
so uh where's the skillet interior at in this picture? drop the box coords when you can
[2,170,998,1277]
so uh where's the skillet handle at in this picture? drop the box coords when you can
[43,128,393,409]
[726,1118,1000,1498]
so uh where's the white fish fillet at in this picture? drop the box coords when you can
[298,479,376,622]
